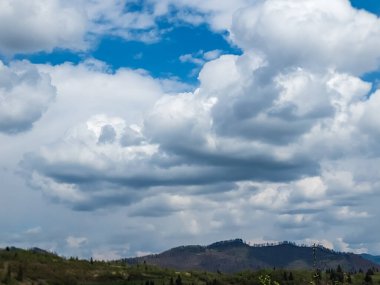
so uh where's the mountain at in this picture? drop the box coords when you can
[2,245,379,285]
[361,253,380,265]
[126,239,380,273]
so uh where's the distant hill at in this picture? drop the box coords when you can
[361,253,380,265]
[126,239,380,273]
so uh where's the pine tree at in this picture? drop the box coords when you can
[283,271,288,281]
[336,265,344,283]
[288,272,294,281]
[175,275,182,285]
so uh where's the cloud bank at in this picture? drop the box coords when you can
[2,0,380,257]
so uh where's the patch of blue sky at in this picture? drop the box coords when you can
[92,24,240,84]
[124,0,147,13]
[350,0,380,92]
[362,71,380,96]
[13,49,83,66]
[350,0,380,15]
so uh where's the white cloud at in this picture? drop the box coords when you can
[0,60,56,134]
[334,238,368,254]
[203,49,223,61]
[0,0,87,54]
[25,226,42,235]
[66,235,88,248]
[231,0,380,74]
[22,5,380,220]
[179,49,224,66]
[0,0,160,55]
[84,0,159,42]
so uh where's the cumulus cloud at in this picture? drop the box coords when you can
[23,1,380,204]
[0,60,56,134]
[231,0,380,74]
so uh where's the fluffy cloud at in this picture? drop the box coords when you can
[231,0,380,74]
[0,0,86,54]
[0,60,56,134]
[0,0,159,55]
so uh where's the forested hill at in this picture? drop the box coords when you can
[126,239,379,273]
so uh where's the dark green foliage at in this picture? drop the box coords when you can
[288,272,294,281]
[2,263,12,284]
[347,273,352,283]
[365,272,373,284]
[16,263,23,281]
[175,275,182,285]
[367,269,375,276]
[283,271,288,281]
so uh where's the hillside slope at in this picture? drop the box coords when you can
[361,253,380,265]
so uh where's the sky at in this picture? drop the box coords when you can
[1,0,380,260]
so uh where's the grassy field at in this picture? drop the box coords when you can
[0,247,378,285]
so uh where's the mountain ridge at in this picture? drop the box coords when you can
[126,239,380,273]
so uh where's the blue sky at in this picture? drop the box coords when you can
[14,24,240,84]
[1,0,380,260]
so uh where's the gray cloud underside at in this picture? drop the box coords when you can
[21,1,380,215]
